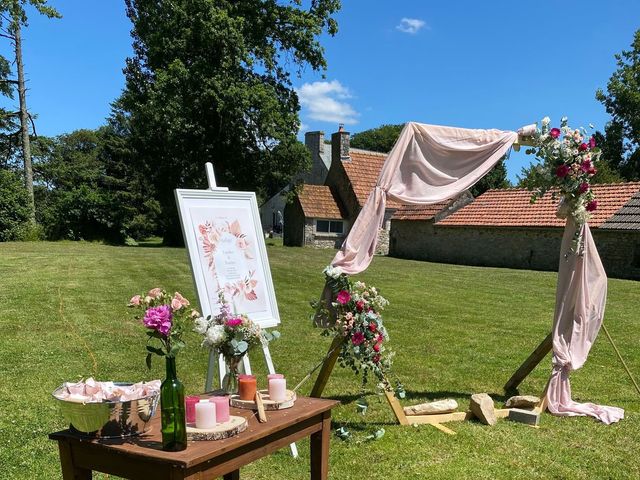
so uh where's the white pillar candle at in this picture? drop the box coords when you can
[268,378,287,402]
[195,399,216,429]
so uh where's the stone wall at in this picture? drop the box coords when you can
[389,220,640,280]
[303,219,345,248]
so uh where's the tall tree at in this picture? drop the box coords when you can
[0,0,60,224]
[118,0,340,244]
[596,29,640,179]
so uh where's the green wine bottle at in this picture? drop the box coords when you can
[160,356,187,451]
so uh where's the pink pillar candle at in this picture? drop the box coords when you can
[267,373,284,381]
[185,395,200,424]
[268,378,287,402]
[195,399,216,429]
[211,396,230,423]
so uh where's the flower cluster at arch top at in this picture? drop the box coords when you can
[525,116,601,226]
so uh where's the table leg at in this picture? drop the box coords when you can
[310,411,331,480]
[58,441,92,480]
[223,470,240,480]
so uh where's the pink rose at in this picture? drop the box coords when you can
[336,290,351,305]
[373,343,381,352]
[128,295,142,306]
[368,323,377,332]
[586,200,598,212]
[580,160,592,173]
[226,317,243,327]
[549,128,561,139]
[579,143,588,151]
[578,182,590,194]
[556,164,570,178]
[351,332,365,346]
[589,136,596,149]
[355,300,365,312]
[147,288,163,299]
[170,292,190,311]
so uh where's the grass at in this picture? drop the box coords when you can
[1,241,639,479]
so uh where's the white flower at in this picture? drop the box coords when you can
[323,265,343,279]
[193,317,209,335]
[205,325,226,346]
[541,116,550,126]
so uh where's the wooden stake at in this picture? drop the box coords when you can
[431,423,456,435]
[602,323,640,397]
[504,332,553,392]
[310,335,344,398]
[384,390,410,426]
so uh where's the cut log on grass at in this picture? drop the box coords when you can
[505,395,540,409]
[470,393,496,426]
[404,399,458,416]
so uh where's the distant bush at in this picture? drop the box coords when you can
[0,169,32,241]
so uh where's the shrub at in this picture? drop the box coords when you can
[0,169,32,241]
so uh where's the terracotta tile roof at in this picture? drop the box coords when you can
[437,182,640,228]
[297,185,344,219]
[341,149,401,208]
[601,192,640,230]
[391,201,452,221]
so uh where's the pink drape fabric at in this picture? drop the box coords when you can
[546,220,624,424]
[329,121,623,424]
[331,122,517,274]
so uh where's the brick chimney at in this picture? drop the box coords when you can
[331,124,350,163]
[304,131,325,156]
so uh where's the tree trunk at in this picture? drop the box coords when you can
[13,19,35,225]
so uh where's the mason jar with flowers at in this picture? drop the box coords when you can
[128,288,199,451]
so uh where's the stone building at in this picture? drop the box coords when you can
[390,182,640,280]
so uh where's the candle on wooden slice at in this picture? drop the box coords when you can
[195,399,216,429]
[238,376,257,401]
[268,378,287,402]
[211,396,230,423]
[185,395,200,424]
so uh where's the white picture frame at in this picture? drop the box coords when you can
[175,188,280,328]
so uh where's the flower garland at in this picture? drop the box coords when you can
[318,266,404,398]
[521,116,601,254]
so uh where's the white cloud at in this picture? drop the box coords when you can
[296,80,359,124]
[396,17,427,34]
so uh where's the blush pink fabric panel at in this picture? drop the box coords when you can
[546,220,624,424]
[331,122,517,274]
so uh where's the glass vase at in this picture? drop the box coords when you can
[160,356,187,451]
[222,356,243,394]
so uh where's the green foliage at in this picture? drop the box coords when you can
[33,129,160,242]
[0,167,30,240]
[596,29,640,179]
[471,157,511,196]
[117,0,340,244]
[350,124,404,153]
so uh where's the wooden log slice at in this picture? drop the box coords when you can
[186,415,247,441]
[230,389,296,411]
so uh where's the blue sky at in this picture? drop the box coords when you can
[4,1,640,182]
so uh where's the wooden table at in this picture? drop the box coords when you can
[49,395,339,479]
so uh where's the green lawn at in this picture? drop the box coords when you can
[1,241,639,479]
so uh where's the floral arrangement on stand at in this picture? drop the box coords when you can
[319,266,404,403]
[194,291,279,393]
[128,288,200,368]
[521,116,601,254]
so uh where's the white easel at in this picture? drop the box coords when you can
[201,162,298,458]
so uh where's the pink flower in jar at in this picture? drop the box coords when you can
[549,128,561,139]
[128,295,142,306]
[586,200,598,212]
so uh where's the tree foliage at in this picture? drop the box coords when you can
[596,29,640,179]
[0,167,30,240]
[117,0,340,244]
